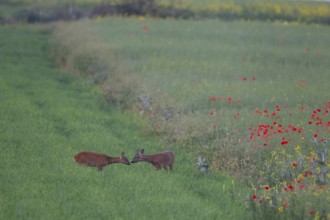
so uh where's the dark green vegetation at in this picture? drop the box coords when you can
[1,0,330,25]
[0,26,249,219]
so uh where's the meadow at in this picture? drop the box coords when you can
[51,17,330,219]
[1,0,329,219]
[0,25,249,219]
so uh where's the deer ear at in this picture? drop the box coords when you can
[121,151,125,156]
[138,148,144,154]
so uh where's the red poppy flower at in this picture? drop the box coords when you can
[210,96,216,102]
[283,200,288,209]
[304,170,312,176]
[264,186,270,190]
[142,25,149,32]
[251,194,257,199]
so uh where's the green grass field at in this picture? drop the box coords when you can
[51,17,330,219]
[1,1,330,218]
[0,25,250,219]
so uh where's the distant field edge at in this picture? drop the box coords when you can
[1,1,330,25]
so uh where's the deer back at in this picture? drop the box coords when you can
[131,148,174,170]
[73,151,130,171]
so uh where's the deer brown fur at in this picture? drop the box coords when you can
[73,151,130,171]
[131,148,174,170]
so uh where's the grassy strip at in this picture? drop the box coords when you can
[0,25,249,219]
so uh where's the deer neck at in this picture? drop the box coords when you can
[142,154,156,163]
[107,156,121,164]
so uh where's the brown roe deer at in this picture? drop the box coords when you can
[73,151,130,171]
[131,148,174,170]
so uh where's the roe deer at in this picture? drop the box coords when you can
[131,148,174,170]
[73,151,130,171]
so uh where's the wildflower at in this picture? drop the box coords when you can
[251,194,257,200]
[251,77,256,81]
[255,109,262,115]
[288,185,294,191]
[227,97,232,103]
[264,186,270,190]
[292,162,298,167]
[304,170,312,177]
[309,210,314,215]
[281,140,289,145]
[258,199,263,204]
[283,200,289,209]
[142,25,149,32]
[241,77,247,81]
[210,96,217,102]
[310,157,315,165]
[298,184,305,189]
[297,173,305,181]
[278,206,284,212]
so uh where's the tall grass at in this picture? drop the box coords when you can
[51,18,330,134]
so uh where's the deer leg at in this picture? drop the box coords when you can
[97,163,105,171]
